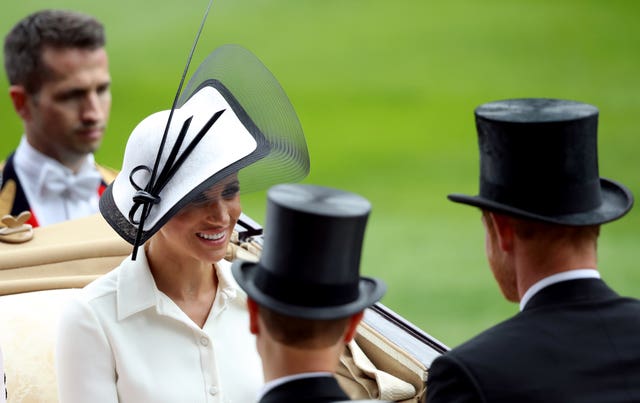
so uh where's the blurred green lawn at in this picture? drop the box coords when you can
[2,0,639,347]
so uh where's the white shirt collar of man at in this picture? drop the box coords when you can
[13,136,101,226]
[519,268,601,311]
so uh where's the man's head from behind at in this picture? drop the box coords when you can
[232,184,386,377]
[250,303,357,349]
[4,9,111,170]
[481,210,601,301]
[449,98,633,300]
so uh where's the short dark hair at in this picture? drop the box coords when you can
[3,9,106,94]
[259,306,351,349]
[482,210,600,248]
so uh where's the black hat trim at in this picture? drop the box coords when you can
[449,177,633,226]
[480,177,602,216]
[254,266,359,307]
[233,260,386,320]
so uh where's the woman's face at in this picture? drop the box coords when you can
[155,174,242,265]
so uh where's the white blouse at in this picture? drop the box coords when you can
[55,253,263,403]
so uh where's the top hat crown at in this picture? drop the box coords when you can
[448,98,633,225]
[232,183,386,320]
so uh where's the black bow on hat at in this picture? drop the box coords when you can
[232,184,386,320]
[448,98,633,225]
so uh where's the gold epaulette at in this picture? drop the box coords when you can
[0,180,17,218]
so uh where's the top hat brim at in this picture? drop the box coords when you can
[232,260,386,320]
[448,177,633,226]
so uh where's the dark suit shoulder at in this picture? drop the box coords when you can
[426,316,524,402]
[427,352,486,403]
[427,282,640,402]
[260,376,349,403]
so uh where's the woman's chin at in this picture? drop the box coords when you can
[201,244,229,264]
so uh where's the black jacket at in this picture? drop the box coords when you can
[426,279,640,403]
[259,376,350,403]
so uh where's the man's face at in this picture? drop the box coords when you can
[22,46,111,167]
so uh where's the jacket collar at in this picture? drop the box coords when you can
[260,375,348,403]
[523,278,619,312]
[519,269,600,311]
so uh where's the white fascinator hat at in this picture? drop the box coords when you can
[100,45,310,258]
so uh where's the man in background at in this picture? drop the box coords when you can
[426,98,640,402]
[232,183,387,403]
[2,9,115,227]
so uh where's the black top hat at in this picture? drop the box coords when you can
[448,98,633,225]
[232,184,386,320]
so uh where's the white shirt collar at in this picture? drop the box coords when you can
[117,252,241,322]
[520,268,600,311]
[258,372,333,401]
[15,136,96,188]
[14,136,100,225]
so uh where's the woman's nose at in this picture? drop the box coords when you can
[205,199,229,223]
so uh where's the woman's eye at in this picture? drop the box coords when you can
[190,198,209,207]
[222,186,240,199]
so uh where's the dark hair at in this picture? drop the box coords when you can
[3,9,106,94]
[259,306,351,349]
[482,210,600,248]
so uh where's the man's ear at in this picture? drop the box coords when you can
[489,212,515,252]
[247,298,260,335]
[343,311,364,343]
[9,85,31,120]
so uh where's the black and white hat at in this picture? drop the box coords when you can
[100,45,310,255]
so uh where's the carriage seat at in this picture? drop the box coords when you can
[0,214,444,402]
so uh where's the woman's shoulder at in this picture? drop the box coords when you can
[79,261,123,303]
[58,266,123,329]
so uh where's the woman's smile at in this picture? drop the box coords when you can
[196,229,227,243]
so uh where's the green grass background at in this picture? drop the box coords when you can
[2,0,639,347]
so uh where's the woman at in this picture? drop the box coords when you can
[55,45,309,403]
